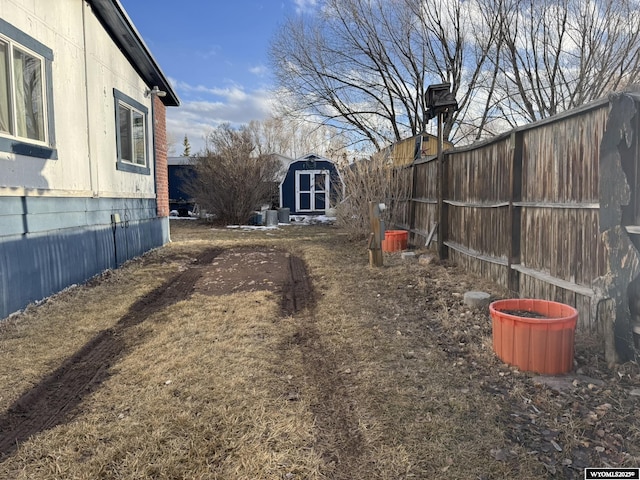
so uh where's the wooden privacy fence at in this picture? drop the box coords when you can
[394,93,640,362]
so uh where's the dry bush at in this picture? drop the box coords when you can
[336,152,412,239]
[186,124,281,225]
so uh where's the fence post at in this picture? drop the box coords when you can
[437,112,448,260]
[508,131,523,294]
[409,162,417,244]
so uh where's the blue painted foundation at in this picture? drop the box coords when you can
[0,196,169,320]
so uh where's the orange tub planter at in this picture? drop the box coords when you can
[382,230,408,252]
[490,299,578,375]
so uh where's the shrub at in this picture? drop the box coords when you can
[185,124,282,225]
[336,152,412,239]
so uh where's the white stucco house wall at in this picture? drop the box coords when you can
[0,0,180,319]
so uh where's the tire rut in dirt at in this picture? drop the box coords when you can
[285,319,367,479]
[281,255,316,316]
[279,255,366,478]
[0,248,221,461]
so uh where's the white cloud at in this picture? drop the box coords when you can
[293,0,318,14]
[165,78,277,154]
[249,64,268,76]
[171,80,249,101]
[195,45,222,60]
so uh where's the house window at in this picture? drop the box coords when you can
[114,89,150,175]
[0,19,56,159]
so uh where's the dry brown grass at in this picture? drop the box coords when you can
[0,220,638,479]
[22,292,320,480]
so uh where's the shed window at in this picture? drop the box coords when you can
[114,89,150,175]
[0,19,56,159]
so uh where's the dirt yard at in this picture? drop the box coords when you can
[0,220,638,479]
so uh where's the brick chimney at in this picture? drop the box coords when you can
[153,95,169,217]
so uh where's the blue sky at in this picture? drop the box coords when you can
[119,0,318,154]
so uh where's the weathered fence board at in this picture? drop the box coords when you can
[447,205,510,264]
[405,158,438,245]
[402,98,616,333]
[449,247,510,289]
[512,104,610,331]
[521,109,604,204]
[448,138,513,203]
[519,207,606,287]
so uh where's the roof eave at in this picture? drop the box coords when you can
[86,0,180,107]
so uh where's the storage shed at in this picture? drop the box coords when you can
[167,157,196,216]
[386,133,454,166]
[279,154,344,215]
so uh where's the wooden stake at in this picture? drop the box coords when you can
[369,201,384,267]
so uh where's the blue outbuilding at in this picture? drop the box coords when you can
[279,154,344,215]
[167,157,196,216]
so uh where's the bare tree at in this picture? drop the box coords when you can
[186,124,281,225]
[271,0,421,151]
[248,117,292,156]
[271,0,640,147]
[248,115,350,161]
[492,0,640,126]
[406,0,504,141]
[270,0,500,146]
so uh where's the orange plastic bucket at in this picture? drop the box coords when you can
[382,230,408,252]
[490,299,577,375]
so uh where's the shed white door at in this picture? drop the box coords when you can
[296,170,329,212]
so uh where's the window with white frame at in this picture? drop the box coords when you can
[114,89,150,175]
[0,19,56,159]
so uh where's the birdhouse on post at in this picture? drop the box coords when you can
[425,83,458,261]
[426,83,458,120]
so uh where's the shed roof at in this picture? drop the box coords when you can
[167,156,193,166]
[87,0,180,107]
[287,153,336,165]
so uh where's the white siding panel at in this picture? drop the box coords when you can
[0,0,91,192]
[0,0,155,199]
[83,5,155,198]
